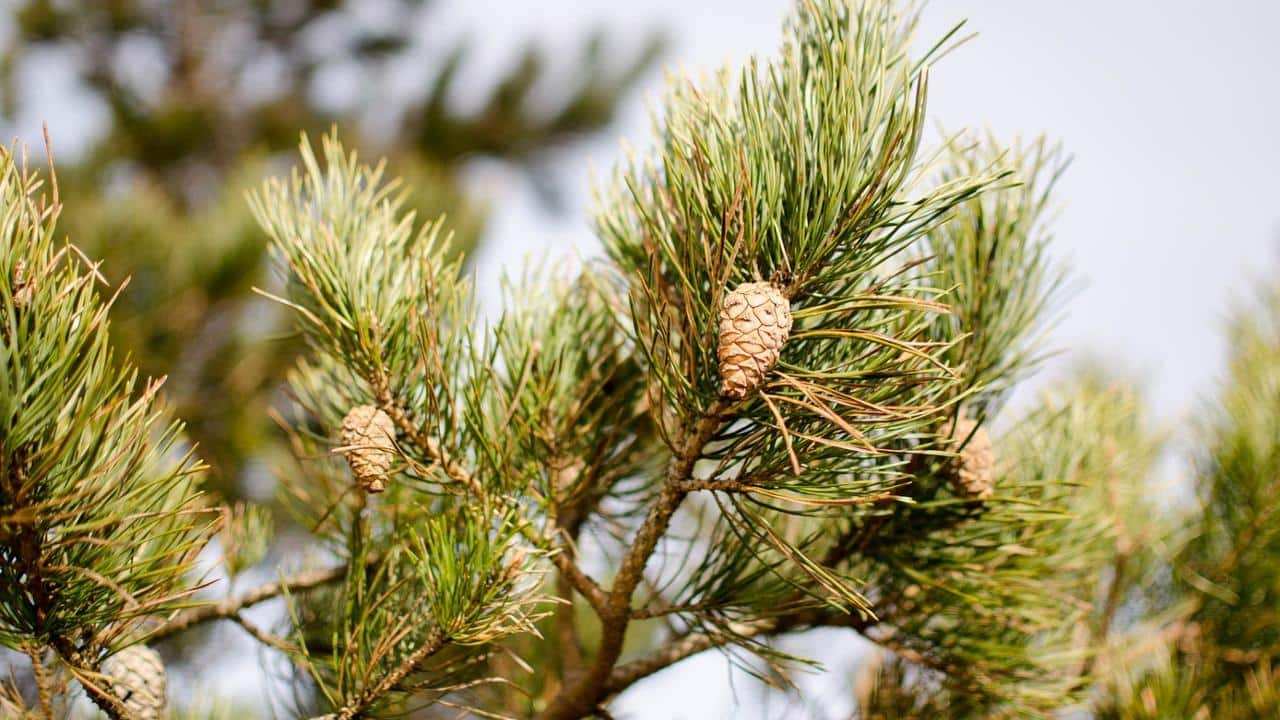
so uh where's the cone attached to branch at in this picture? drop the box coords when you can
[102,644,167,720]
[941,414,996,500]
[340,405,397,493]
[717,281,793,399]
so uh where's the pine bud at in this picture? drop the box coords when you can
[717,281,792,399]
[340,405,396,493]
[11,260,33,308]
[941,415,995,500]
[102,644,166,720]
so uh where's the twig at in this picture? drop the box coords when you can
[24,645,53,720]
[230,613,298,655]
[629,600,720,621]
[548,546,609,615]
[538,399,731,720]
[323,628,448,720]
[53,640,130,720]
[1080,547,1130,678]
[373,382,482,496]
[149,559,371,643]
[603,607,874,696]
[604,631,736,692]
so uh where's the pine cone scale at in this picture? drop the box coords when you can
[103,645,167,720]
[942,415,996,500]
[717,281,792,399]
[340,405,397,493]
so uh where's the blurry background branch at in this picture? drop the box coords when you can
[1,0,664,499]
[0,0,663,715]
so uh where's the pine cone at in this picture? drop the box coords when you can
[340,405,396,493]
[11,260,32,308]
[102,645,166,720]
[941,415,995,500]
[717,281,792,398]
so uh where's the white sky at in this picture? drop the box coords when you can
[17,1,1280,717]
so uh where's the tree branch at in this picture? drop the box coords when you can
[604,607,874,697]
[53,640,130,720]
[538,398,732,720]
[25,645,53,720]
[149,560,366,643]
[230,612,298,654]
[323,627,448,720]
[549,546,609,614]
[373,382,482,496]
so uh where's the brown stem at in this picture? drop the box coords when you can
[53,640,130,720]
[1080,548,1131,678]
[230,613,298,654]
[25,645,53,720]
[325,628,448,720]
[538,399,730,720]
[372,383,481,496]
[548,550,608,614]
[149,558,373,643]
[604,607,874,697]
[603,630,734,693]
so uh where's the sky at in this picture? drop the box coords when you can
[16,1,1280,717]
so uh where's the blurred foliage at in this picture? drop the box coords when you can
[0,0,660,714]
[219,502,274,578]
[7,0,664,189]
[1092,281,1280,720]
[1,0,662,498]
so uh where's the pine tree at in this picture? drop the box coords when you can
[2,1,1277,718]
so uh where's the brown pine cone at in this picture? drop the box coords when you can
[340,405,397,493]
[11,259,33,308]
[941,415,996,500]
[717,281,792,399]
[102,645,167,720]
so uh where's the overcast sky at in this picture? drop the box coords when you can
[19,1,1280,717]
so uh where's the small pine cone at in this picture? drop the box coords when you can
[717,281,793,399]
[340,405,396,493]
[11,260,33,308]
[102,645,166,720]
[941,415,996,500]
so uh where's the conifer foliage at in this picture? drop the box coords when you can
[0,147,215,716]
[1,1,1277,718]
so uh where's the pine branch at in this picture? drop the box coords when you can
[546,543,609,614]
[149,560,371,643]
[53,641,129,720]
[604,606,874,696]
[539,398,731,720]
[24,645,52,720]
[229,613,298,655]
[1,144,214,719]
[372,378,481,496]
[317,627,448,720]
